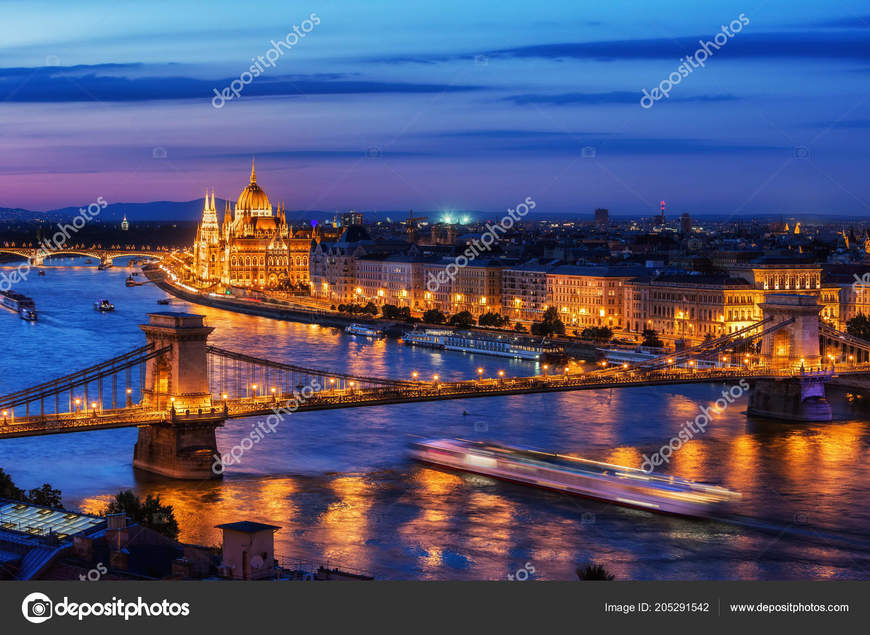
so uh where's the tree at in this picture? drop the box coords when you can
[423,309,446,324]
[449,311,475,327]
[846,313,870,341]
[27,484,63,509]
[478,312,509,327]
[641,328,663,348]
[0,468,25,501]
[576,563,615,580]
[514,322,527,332]
[531,307,565,337]
[104,490,180,541]
[381,304,413,322]
[580,326,613,343]
[363,301,378,316]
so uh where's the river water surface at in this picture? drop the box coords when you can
[0,259,868,579]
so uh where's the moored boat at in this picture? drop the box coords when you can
[345,323,384,338]
[402,328,563,361]
[409,438,741,517]
[94,299,115,312]
[125,276,136,287]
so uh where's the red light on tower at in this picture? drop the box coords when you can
[660,200,666,213]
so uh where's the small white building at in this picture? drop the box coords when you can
[215,521,280,580]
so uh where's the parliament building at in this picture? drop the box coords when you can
[193,160,312,290]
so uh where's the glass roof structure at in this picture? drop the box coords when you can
[0,499,105,541]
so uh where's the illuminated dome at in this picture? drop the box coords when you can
[236,159,272,213]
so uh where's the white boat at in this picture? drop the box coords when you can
[409,438,741,517]
[94,299,115,312]
[345,323,384,338]
[1,290,38,321]
[403,328,563,361]
[597,347,662,364]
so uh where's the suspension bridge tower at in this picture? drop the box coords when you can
[133,313,226,479]
[750,294,831,421]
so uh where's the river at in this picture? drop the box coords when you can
[0,259,868,580]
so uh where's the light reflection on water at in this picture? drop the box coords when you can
[0,261,868,579]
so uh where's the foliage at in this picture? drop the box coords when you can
[104,490,180,541]
[478,312,510,327]
[448,311,475,327]
[27,484,63,509]
[337,302,378,316]
[514,322,527,332]
[576,563,615,580]
[641,328,663,348]
[846,313,870,341]
[0,468,25,501]
[380,304,413,321]
[0,469,64,509]
[423,309,447,324]
[580,326,612,343]
[531,307,566,337]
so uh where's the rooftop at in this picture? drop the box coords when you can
[0,499,105,542]
[216,521,281,534]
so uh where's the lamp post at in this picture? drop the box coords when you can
[542,364,549,378]
[125,387,133,407]
[477,367,484,382]
[74,398,81,414]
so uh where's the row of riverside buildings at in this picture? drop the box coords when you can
[308,231,868,340]
[192,165,870,343]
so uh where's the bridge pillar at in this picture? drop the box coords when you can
[759,294,822,370]
[134,313,225,479]
[747,375,832,422]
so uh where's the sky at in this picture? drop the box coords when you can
[0,0,869,217]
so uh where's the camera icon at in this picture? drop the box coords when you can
[793,146,809,159]
[22,592,53,623]
[152,146,168,159]
[581,146,597,158]
[474,55,488,66]
[473,421,488,432]
[45,55,61,66]
[365,147,381,158]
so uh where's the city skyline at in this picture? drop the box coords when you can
[1,0,869,216]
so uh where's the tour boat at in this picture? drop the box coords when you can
[345,323,384,338]
[37,270,46,276]
[125,276,137,287]
[97,262,112,270]
[94,299,115,312]
[157,298,171,305]
[0,290,38,321]
[402,328,564,361]
[408,438,741,517]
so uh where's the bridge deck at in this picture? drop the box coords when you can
[0,367,853,439]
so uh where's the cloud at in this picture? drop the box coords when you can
[501,92,739,106]
[485,32,870,61]
[0,64,483,102]
[375,31,870,65]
